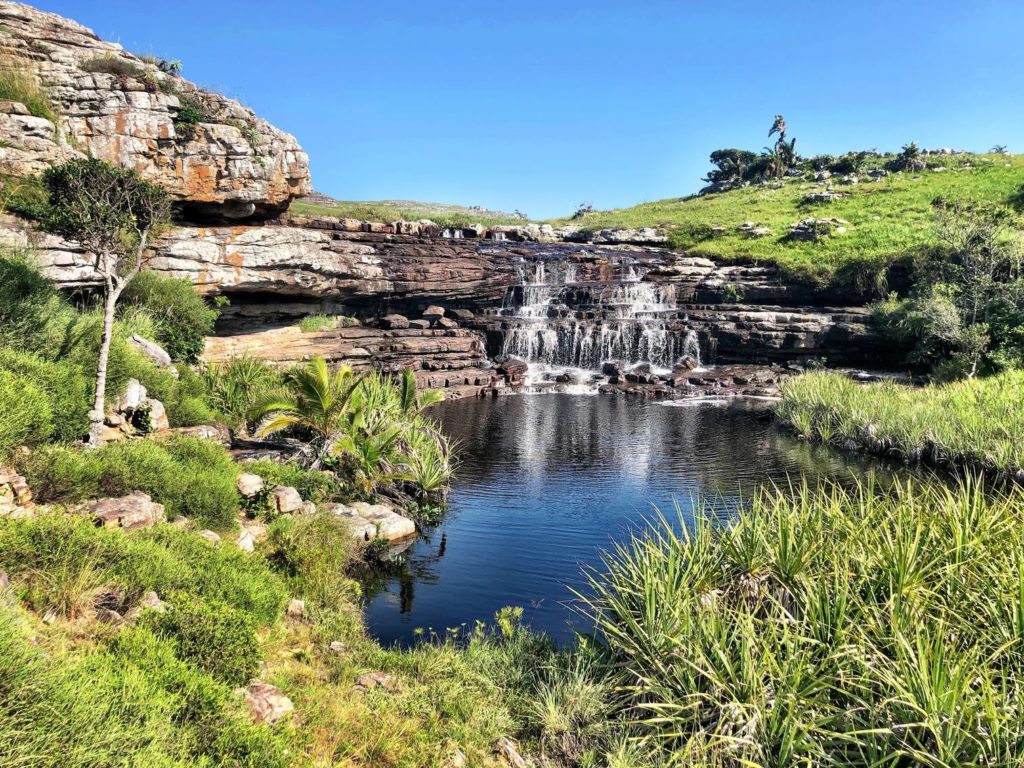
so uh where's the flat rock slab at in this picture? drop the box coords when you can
[88,491,165,531]
[239,681,295,725]
[323,502,416,542]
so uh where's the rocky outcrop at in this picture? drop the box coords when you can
[203,323,494,397]
[0,3,310,218]
[88,491,165,531]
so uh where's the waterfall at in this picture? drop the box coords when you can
[499,256,690,373]
[682,328,702,368]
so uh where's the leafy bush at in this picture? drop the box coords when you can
[202,356,280,430]
[0,55,57,122]
[0,250,79,354]
[122,271,219,363]
[148,592,259,686]
[20,438,240,529]
[244,459,342,504]
[1,173,50,220]
[0,513,286,625]
[0,368,52,459]
[174,94,210,140]
[0,348,89,443]
[265,512,358,611]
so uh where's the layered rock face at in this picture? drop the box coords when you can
[0,2,310,218]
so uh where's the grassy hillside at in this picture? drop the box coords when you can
[289,197,531,229]
[548,153,1024,287]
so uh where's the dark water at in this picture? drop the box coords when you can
[363,395,906,646]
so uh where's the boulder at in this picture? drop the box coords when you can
[497,357,528,379]
[325,502,416,542]
[144,398,170,431]
[380,314,410,330]
[115,379,148,413]
[355,671,397,691]
[198,529,221,545]
[237,473,266,498]
[449,308,475,322]
[286,599,305,619]
[237,530,255,553]
[436,317,459,330]
[329,640,346,654]
[240,681,295,725]
[422,305,446,321]
[272,485,304,514]
[129,335,173,369]
[407,319,431,330]
[88,492,165,531]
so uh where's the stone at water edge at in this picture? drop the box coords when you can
[236,473,266,498]
[497,357,528,378]
[322,501,416,542]
[272,486,304,514]
[239,681,295,725]
[88,492,165,531]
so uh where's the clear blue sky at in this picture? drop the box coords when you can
[35,0,1024,218]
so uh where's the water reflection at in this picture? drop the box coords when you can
[363,395,909,646]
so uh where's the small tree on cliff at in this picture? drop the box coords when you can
[41,157,171,447]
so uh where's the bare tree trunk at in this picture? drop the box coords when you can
[87,280,121,448]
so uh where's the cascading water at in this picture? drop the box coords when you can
[498,256,699,379]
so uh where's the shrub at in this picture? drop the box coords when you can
[174,94,210,140]
[80,53,159,91]
[0,348,89,443]
[265,512,358,611]
[148,592,259,686]
[0,250,79,354]
[1,173,50,220]
[0,55,57,122]
[0,368,52,459]
[244,459,342,504]
[121,271,219,363]
[20,438,240,529]
[202,356,280,430]
[585,479,1024,766]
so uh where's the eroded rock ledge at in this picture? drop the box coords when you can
[0,2,310,219]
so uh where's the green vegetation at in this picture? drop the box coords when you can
[777,371,1024,476]
[173,93,211,140]
[80,53,160,92]
[548,153,1024,291]
[297,314,356,333]
[19,437,241,529]
[40,157,172,446]
[122,271,220,363]
[0,54,57,122]
[585,477,1024,765]
[290,198,532,229]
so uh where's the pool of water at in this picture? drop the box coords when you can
[363,394,907,646]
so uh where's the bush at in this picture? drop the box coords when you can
[0,250,79,355]
[0,368,52,459]
[201,356,280,430]
[20,438,240,530]
[148,592,259,686]
[0,348,89,443]
[265,512,358,611]
[121,271,219,363]
[245,459,341,504]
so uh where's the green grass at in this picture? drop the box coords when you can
[777,370,1024,477]
[289,198,533,229]
[585,477,1024,765]
[0,55,57,123]
[547,153,1024,288]
[296,314,355,333]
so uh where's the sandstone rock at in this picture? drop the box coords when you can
[143,398,170,431]
[88,491,164,531]
[495,737,530,768]
[407,319,431,330]
[450,308,474,322]
[237,473,266,498]
[301,500,317,515]
[355,671,397,691]
[129,335,173,368]
[240,681,295,725]
[198,529,221,545]
[286,599,305,619]
[0,3,310,216]
[380,314,409,330]
[329,640,346,654]
[436,316,459,330]
[497,357,528,379]
[237,530,255,553]
[95,608,124,624]
[115,379,148,413]
[272,485,303,514]
[0,469,32,518]
[167,424,230,443]
[422,305,446,321]
[326,502,416,542]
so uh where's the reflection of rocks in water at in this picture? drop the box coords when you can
[359,531,449,615]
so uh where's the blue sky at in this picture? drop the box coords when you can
[36,0,1024,218]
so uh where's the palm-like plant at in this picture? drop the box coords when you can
[398,367,444,414]
[249,356,365,468]
[991,144,1008,154]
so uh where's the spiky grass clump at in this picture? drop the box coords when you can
[584,478,1024,766]
[0,55,57,122]
[777,371,1024,478]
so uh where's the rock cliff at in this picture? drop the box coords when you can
[0,2,310,219]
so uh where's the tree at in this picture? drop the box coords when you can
[767,114,796,178]
[40,157,171,447]
[991,144,1009,154]
[250,356,366,468]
